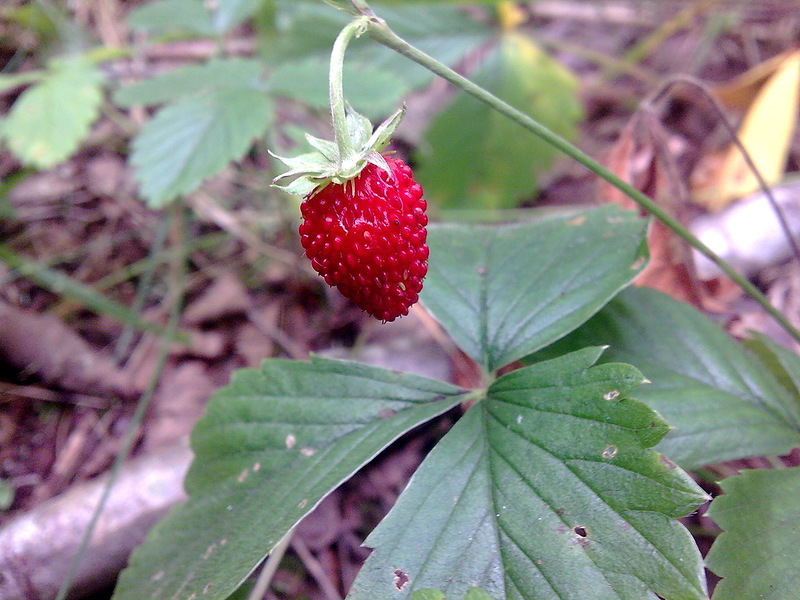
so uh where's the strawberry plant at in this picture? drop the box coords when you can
[105,3,800,600]
[3,1,798,600]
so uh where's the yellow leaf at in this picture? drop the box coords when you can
[693,50,800,211]
[713,50,796,111]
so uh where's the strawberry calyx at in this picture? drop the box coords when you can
[271,103,405,197]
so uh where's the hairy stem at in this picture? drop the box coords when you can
[329,16,370,163]
[360,14,800,344]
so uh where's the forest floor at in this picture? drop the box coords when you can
[1,1,800,599]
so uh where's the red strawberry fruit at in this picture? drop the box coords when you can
[273,104,429,322]
[298,157,428,321]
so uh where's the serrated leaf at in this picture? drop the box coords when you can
[349,348,707,600]
[420,206,648,373]
[127,0,215,37]
[1,57,104,169]
[131,87,272,207]
[267,56,406,119]
[705,467,800,600]
[114,58,265,107]
[112,356,469,600]
[528,287,800,469]
[414,34,582,209]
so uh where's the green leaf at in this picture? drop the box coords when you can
[743,332,800,407]
[267,56,406,119]
[414,34,582,209]
[528,287,800,469]
[127,0,215,37]
[420,206,648,373]
[0,479,14,510]
[269,2,494,91]
[114,58,265,107]
[1,57,104,169]
[212,0,263,33]
[705,467,800,600]
[349,348,707,600]
[0,70,44,94]
[112,356,469,600]
[412,591,446,600]
[131,87,271,207]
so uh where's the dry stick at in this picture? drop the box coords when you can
[646,74,800,267]
[352,9,800,344]
[247,528,295,600]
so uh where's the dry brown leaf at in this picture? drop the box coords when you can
[601,113,707,307]
[693,50,800,210]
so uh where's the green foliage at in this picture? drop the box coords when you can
[112,356,470,600]
[267,1,495,95]
[127,0,263,37]
[527,287,800,469]
[705,467,800,600]
[350,348,707,600]
[411,587,493,600]
[420,207,648,372]
[112,204,719,600]
[127,72,272,207]
[0,56,104,169]
[414,33,582,209]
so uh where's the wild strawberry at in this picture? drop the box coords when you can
[273,101,429,322]
[298,157,428,321]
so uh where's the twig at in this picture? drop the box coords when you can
[247,528,295,600]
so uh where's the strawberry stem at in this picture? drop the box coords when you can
[357,10,800,345]
[329,16,370,167]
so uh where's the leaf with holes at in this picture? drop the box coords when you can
[112,356,469,600]
[526,287,800,469]
[420,206,648,373]
[130,86,271,207]
[705,467,800,600]
[348,347,708,600]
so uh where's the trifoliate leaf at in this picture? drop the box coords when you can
[528,287,800,469]
[706,467,800,600]
[349,348,708,600]
[415,33,582,209]
[112,356,470,600]
[131,87,271,207]
[420,206,647,373]
[1,56,104,169]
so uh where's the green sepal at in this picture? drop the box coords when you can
[271,103,405,196]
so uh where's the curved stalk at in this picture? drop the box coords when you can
[355,13,800,344]
[329,16,370,163]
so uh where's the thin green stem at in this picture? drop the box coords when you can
[329,16,370,162]
[362,16,800,344]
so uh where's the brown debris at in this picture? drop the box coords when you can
[0,301,139,400]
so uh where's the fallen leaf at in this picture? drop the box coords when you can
[693,50,800,210]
